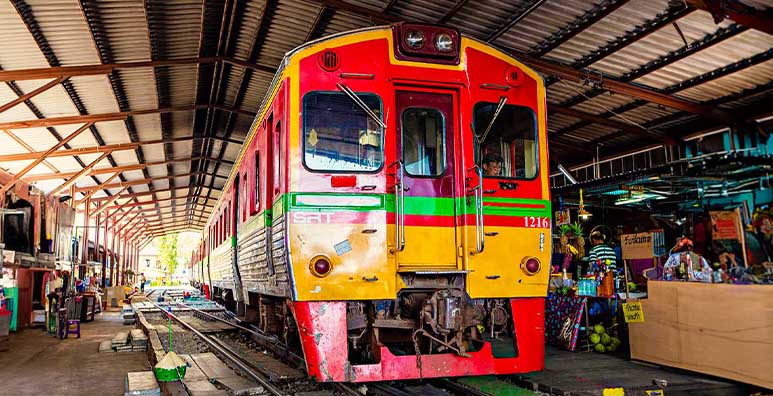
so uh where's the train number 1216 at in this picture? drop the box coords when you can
[524,216,550,228]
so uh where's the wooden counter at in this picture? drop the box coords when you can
[629,281,773,389]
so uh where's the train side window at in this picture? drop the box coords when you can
[243,176,248,222]
[254,152,261,211]
[302,91,383,172]
[274,121,282,196]
[402,108,446,177]
[473,103,538,179]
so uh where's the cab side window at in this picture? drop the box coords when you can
[473,103,537,179]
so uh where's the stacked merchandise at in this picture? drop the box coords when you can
[122,305,136,325]
[130,329,148,352]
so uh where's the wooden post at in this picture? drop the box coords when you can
[110,222,116,287]
[120,237,125,285]
[95,212,101,285]
[736,208,749,267]
[81,198,91,279]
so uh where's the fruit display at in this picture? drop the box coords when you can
[588,324,621,353]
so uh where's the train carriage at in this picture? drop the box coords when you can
[196,23,551,382]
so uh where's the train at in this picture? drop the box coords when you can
[190,22,551,382]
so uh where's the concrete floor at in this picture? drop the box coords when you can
[1,311,150,396]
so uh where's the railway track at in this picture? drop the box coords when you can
[153,301,538,396]
[150,301,289,396]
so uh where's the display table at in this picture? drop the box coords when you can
[545,292,620,352]
[629,281,773,389]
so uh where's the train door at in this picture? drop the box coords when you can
[232,176,245,313]
[265,114,278,276]
[393,90,459,271]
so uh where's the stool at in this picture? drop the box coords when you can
[64,319,80,339]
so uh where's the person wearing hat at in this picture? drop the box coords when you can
[663,237,711,281]
[482,153,504,176]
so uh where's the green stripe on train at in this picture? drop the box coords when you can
[286,192,550,217]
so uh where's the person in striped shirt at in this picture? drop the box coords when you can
[585,231,618,272]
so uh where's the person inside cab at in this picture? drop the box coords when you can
[482,153,504,177]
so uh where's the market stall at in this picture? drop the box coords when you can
[629,281,772,389]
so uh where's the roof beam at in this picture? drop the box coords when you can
[73,171,227,193]
[0,105,254,130]
[686,0,773,35]
[2,129,59,173]
[110,205,138,227]
[0,122,92,194]
[486,0,547,43]
[553,48,772,140]
[22,156,220,182]
[0,76,67,114]
[26,162,141,182]
[91,187,129,216]
[145,223,205,233]
[76,172,121,204]
[90,186,194,202]
[519,54,734,122]
[49,151,111,196]
[558,23,748,109]
[528,0,630,57]
[74,173,197,193]
[0,136,202,162]
[303,0,399,24]
[105,196,214,211]
[571,4,695,69]
[437,0,470,24]
[297,0,734,122]
[549,105,675,144]
[0,57,218,82]
[305,5,336,42]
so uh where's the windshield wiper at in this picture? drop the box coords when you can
[336,82,387,130]
[477,95,507,144]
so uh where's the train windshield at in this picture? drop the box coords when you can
[473,103,538,179]
[303,91,383,172]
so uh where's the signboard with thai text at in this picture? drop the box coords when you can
[621,232,653,259]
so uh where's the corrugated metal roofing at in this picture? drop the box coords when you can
[0,0,770,238]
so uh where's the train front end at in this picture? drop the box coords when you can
[285,23,551,382]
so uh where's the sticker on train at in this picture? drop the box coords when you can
[292,212,332,224]
[334,239,353,256]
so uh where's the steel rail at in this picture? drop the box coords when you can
[177,302,306,366]
[149,302,289,396]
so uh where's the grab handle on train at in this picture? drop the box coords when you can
[470,165,485,255]
[389,160,406,254]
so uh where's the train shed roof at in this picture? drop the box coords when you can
[0,0,770,242]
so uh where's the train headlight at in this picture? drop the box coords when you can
[434,33,454,52]
[404,30,425,49]
[520,256,541,276]
[310,256,332,277]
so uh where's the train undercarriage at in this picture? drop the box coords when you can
[243,275,545,382]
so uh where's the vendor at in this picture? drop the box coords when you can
[663,237,711,281]
[584,231,618,272]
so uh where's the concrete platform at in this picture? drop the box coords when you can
[0,311,149,396]
[517,346,754,396]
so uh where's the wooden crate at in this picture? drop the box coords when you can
[629,281,773,389]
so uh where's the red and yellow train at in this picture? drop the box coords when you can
[191,23,551,382]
